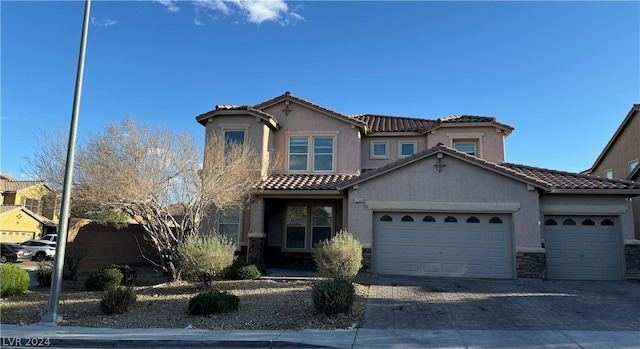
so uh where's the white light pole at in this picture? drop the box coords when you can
[41,0,91,325]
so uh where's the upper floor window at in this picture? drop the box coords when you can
[223,130,246,153]
[604,170,613,179]
[24,198,41,214]
[399,142,416,158]
[453,141,476,156]
[288,136,334,172]
[371,141,389,159]
[630,160,639,173]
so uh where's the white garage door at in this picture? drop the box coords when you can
[544,216,623,281]
[373,212,513,279]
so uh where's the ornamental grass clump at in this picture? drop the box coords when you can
[101,286,137,314]
[313,230,363,278]
[177,233,236,285]
[0,264,30,298]
[188,290,239,316]
[311,276,355,315]
[37,262,54,287]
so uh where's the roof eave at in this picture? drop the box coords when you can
[589,104,640,171]
[252,189,344,197]
[195,109,280,131]
[547,188,640,196]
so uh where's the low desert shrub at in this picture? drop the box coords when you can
[104,264,137,286]
[311,276,355,315]
[177,233,236,285]
[85,268,123,291]
[37,262,54,287]
[101,286,137,314]
[235,264,262,280]
[313,230,363,278]
[188,290,239,316]
[0,264,30,298]
[224,259,262,280]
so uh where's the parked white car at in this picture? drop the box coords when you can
[39,234,57,243]
[20,239,56,262]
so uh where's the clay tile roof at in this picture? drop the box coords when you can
[255,174,357,191]
[195,105,280,129]
[0,180,49,192]
[254,92,366,129]
[502,163,640,191]
[438,115,514,131]
[0,205,21,215]
[349,114,437,133]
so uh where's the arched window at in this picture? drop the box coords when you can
[444,216,457,223]
[601,219,615,226]
[490,217,503,224]
[581,219,595,226]
[380,215,392,222]
[562,219,576,226]
[466,216,480,223]
[401,215,414,222]
[422,216,435,222]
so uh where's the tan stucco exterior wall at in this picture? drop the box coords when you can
[262,102,361,174]
[427,126,508,163]
[345,154,542,254]
[590,111,639,180]
[360,135,428,170]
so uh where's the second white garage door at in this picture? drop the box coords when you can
[373,212,513,279]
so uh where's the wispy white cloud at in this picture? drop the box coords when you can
[155,0,180,13]
[90,17,117,27]
[193,0,305,25]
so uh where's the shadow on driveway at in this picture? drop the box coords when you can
[356,274,640,331]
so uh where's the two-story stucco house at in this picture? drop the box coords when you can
[196,92,640,281]
[585,104,639,239]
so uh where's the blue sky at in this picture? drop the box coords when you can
[2,1,639,180]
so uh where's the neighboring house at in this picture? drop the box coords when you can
[196,92,640,281]
[0,205,57,243]
[0,175,58,242]
[584,104,640,238]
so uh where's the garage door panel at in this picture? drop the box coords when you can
[373,212,513,279]
[544,216,622,281]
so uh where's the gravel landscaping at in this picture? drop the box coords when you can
[0,266,368,330]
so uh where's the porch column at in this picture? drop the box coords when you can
[247,197,266,264]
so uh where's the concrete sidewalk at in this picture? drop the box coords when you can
[1,324,639,348]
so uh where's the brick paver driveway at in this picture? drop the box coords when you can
[360,275,640,330]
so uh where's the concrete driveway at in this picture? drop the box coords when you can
[359,274,640,331]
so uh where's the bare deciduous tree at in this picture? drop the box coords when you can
[25,118,262,280]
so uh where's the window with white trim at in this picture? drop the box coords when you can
[399,142,416,158]
[604,169,613,179]
[285,204,333,250]
[218,207,241,247]
[453,141,477,156]
[371,141,389,159]
[288,136,335,172]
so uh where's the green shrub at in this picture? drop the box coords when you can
[313,230,363,278]
[104,264,137,286]
[311,277,355,315]
[235,264,262,280]
[188,290,239,316]
[85,268,123,291]
[0,264,30,298]
[101,286,137,314]
[37,262,54,287]
[177,233,236,285]
[224,259,262,280]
